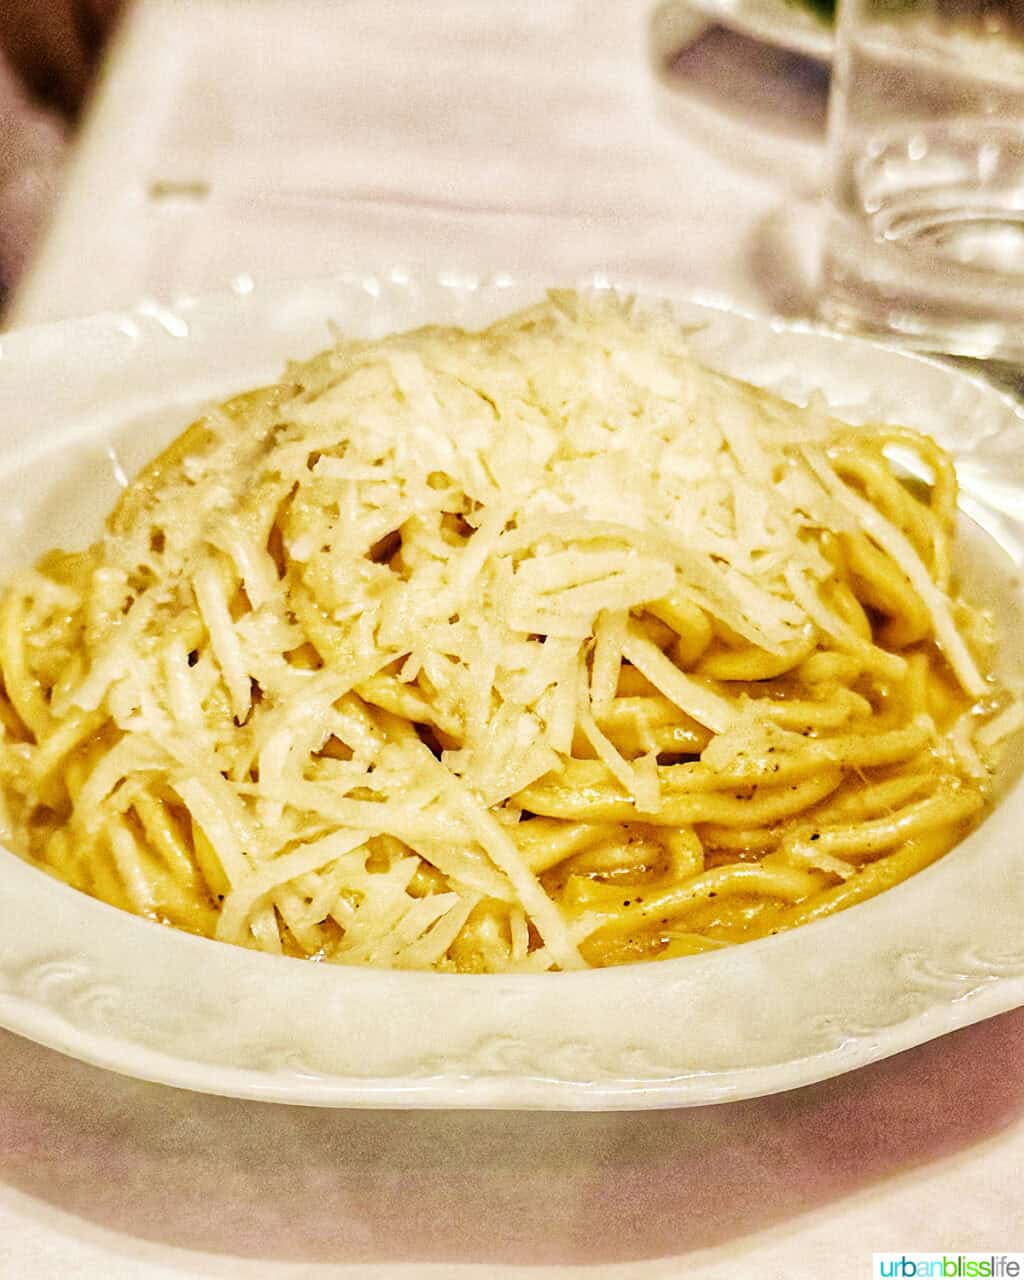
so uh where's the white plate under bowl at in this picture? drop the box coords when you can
[1,274,1023,1110]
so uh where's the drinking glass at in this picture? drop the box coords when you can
[820,0,1024,359]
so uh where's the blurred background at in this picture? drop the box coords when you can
[0,0,123,310]
[0,0,834,329]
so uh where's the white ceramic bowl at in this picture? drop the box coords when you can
[1,274,1023,1110]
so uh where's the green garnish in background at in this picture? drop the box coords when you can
[795,0,835,20]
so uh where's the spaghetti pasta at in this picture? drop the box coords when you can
[0,292,1015,972]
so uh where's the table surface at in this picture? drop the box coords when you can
[3,1,1022,1276]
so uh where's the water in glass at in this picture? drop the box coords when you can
[821,1,1024,358]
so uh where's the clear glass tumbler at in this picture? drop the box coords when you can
[820,0,1024,359]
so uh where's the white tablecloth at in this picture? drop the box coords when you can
[10,0,826,326]
[3,2,1021,1276]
